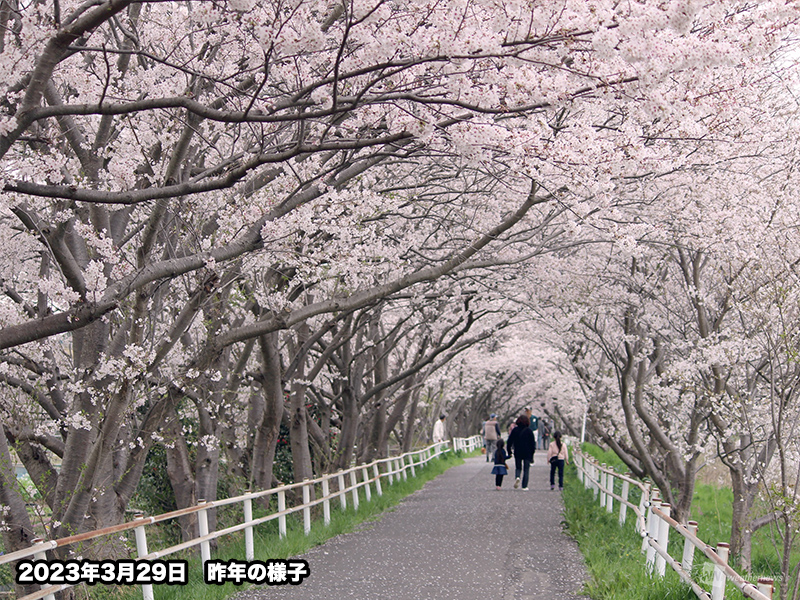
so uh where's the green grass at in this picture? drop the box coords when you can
[690,482,797,590]
[568,447,793,599]
[563,463,697,600]
[580,442,629,472]
[87,451,468,600]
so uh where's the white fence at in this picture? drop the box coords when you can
[574,447,776,600]
[2,435,482,600]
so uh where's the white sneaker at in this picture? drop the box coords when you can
[522,487,529,491]
[514,477,520,489]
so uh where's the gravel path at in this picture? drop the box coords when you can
[234,455,591,600]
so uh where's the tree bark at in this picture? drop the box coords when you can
[0,423,39,597]
[251,333,285,491]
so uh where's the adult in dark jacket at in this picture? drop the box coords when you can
[506,414,536,490]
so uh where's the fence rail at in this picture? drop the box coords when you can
[574,447,775,600]
[3,435,482,600]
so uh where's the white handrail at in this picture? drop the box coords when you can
[574,447,774,600]
[4,435,482,600]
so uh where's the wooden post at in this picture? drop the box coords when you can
[655,503,670,578]
[645,497,660,568]
[682,521,698,575]
[350,470,359,510]
[197,501,211,566]
[373,464,383,496]
[244,493,254,560]
[322,478,331,525]
[32,538,57,600]
[600,464,607,508]
[757,577,774,599]
[711,543,730,600]
[619,478,630,526]
[585,460,592,489]
[278,490,287,538]
[338,474,347,511]
[302,482,311,535]
[637,483,651,535]
[362,467,371,502]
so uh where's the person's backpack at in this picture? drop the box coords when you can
[530,415,539,432]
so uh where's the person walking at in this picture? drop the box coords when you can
[483,413,501,462]
[547,430,569,490]
[542,419,551,450]
[491,439,510,490]
[432,414,446,444]
[506,415,536,490]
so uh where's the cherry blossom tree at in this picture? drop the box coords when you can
[1,2,798,579]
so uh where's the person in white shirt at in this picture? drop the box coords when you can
[432,414,446,443]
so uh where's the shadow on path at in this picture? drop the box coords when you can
[235,456,590,600]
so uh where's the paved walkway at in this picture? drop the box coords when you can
[235,456,590,600]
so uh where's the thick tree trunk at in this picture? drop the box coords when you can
[163,411,197,542]
[382,376,416,454]
[195,403,221,534]
[251,333,285,491]
[0,425,39,597]
[334,386,359,470]
[288,380,314,483]
[288,324,314,483]
[401,388,420,453]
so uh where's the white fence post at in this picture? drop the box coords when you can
[278,490,287,538]
[408,454,417,477]
[373,464,383,495]
[302,482,312,535]
[387,460,394,484]
[582,455,589,488]
[637,483,650,535]
[362,467,372,502]
[645,496,660,568]
[31,538,56,600]
[350,470,359,511]
[322,478,331,525]
[757,577,774,599]
[338,474,347,511]
[655,503,670,578]
[197,501,211,566]
[599,464,607,508]
[244,493,254,560]
[605,471,614,514]
[711,543,730,600]
[619,478,630,526]
[400,458,408,481]
[132,516,155,600]
[682,521,698,574]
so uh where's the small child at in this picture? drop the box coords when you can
[491,439,510,490]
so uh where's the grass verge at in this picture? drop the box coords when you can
[562,464,696,600]
[563,455,783,599]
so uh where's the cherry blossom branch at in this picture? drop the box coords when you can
[212,182,547,350]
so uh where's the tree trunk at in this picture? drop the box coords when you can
[401,388,421,453]
[163,410,197,543]
[288,325,314,483]
[0,424,39,597]
[251,333,285,491]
